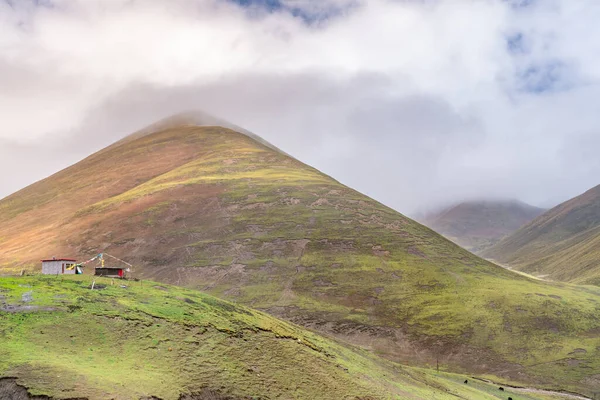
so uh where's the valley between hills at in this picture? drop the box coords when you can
[1,120,600,399]
[484,185,600,286]
[419,200,546,253]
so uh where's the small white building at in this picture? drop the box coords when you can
[41,258,79,275]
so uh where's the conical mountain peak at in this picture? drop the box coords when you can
[1,119,600,395]
[115,110,288,156]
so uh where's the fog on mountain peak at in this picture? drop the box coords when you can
[1,0,599,214]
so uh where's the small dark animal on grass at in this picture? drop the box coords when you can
[464,379,468,384]
[508,397,513,400]
[499,387,504,391]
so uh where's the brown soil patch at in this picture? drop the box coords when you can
[372,245,390,257]
[176,264,247,291]
[179,390,245,400]
[310,198,331,207]
[0,378,86,400]
[266,308,529,383]
[0,305,56,313]
[0,378,244,400]
[407,246,426,258]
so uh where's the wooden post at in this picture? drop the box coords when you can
[91,280,95,290]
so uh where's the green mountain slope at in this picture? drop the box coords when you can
[2,275,533,400]
[1,122,599,395]
[483,185,600,286]
[421,200,545,253]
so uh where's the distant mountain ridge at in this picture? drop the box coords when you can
[1,115,600,394]
[483,184,600,285]
[421,199,545,253]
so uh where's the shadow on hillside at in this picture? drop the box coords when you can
[0,378,247,400]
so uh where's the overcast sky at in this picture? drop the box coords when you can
[1,0,599,215]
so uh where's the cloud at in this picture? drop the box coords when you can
[1,0,599,214]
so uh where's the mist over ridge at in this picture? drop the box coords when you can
[2,0,600,215]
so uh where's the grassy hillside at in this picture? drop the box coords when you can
[0,275,565,400]
[1,124,600,395]
[483,185,600,286]
[420,200,545,253]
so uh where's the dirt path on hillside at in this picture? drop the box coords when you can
[485,258,549,281]
[472,377,593,400]
[511,387,591,400]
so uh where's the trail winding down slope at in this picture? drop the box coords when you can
[1,120,599,396]
[484,184,600,286]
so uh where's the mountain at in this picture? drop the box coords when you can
[483,184,600,285]
[2,275,516,400]
[420,200,546,253]
[1,116,600,395]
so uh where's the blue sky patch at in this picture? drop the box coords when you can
[506,32,528,54]
[227,0,354,24]
[506,0,535,9]
[517,61,574,93]
[231,0,282,11]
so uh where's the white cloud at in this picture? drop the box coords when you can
[0,0,599,214]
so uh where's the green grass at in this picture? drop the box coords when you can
[484,185,600,285]
[0,275,566,400]
[1,126,600,396]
